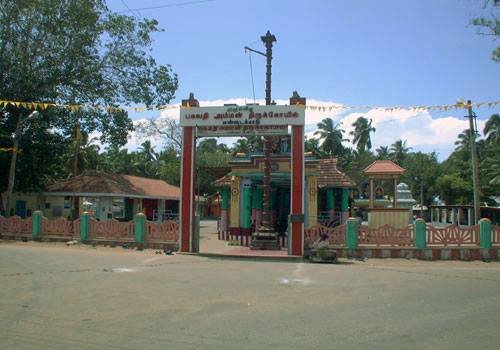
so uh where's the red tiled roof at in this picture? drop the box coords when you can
[363,160,406,175]
[45,171,180,199]
[317,158,356,188]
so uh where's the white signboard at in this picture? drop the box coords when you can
[179,105,305,127]
[196,124,289,137]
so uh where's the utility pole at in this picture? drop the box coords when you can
[467,100,481,224]
[72,123,81,219]
[5,110,38,217]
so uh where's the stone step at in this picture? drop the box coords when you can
[250,238,280,250]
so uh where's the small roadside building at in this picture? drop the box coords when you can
[2,171,180,222]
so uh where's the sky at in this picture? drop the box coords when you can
[108,0,500,160]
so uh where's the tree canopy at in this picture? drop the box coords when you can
[0,0,178,193]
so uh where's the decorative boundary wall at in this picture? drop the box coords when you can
[492,225,500,245]
[0,216,33,237]
[304,218,499,260]
[0,211,178,249]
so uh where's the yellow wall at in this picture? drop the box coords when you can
[1,192,42,217]
[368,210,410,229]
[229,176,240,227]
[307,176,317,228]
[42,195,73,219]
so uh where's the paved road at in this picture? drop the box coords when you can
[1,240,500,350]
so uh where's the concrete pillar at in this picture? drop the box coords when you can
[479,218,492,249]
[467,208,472,226]
[180,126,196,252]
[457,208,461,226]
[369,179,374,208]
[326,188,335,217]
[430,207,434,222]
[229,177,240,229]
[341,188,349,224]
[307,177,318,227]
[32,210,42,239]
[134,212,146,245]
[346,218,359,249]
[241,180,252,230]
[80,211,90,241]
[414,218,426,249]
[290,124,304,256]
[393,178,397,208]
[220,188,230,234]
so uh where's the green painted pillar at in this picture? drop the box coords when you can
[341,188,349,212]
[326,188,335,211]
[80,212,90,241]
[346,218,359,249]
[241,185,252,229]
[479,218,492,249]
[221,188,230,210]
[134,212,146,244]
[32,210,42,239]
[414,218,426,249]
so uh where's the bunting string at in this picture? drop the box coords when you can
[0,98,499,114]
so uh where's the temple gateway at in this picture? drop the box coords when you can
[214,151,356,247]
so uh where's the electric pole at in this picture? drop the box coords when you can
[467,100,481,224]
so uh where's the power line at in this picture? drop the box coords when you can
[246,49,256,104]
[116,0,216,13]
[120,0,141,18]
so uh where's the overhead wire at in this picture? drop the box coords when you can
[246,49,257,104]
[116,0,216,13]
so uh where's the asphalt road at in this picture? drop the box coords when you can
[1,240,500,350]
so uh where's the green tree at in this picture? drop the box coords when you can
[471,1,500,62]
[435,174,472,205]
[350,117,376,153]
[483,113,499,144]
[375,146,390,159]
[197,138,230,196]
[390,139,412,165]
[0,0,178,215]
[314,118,347,156]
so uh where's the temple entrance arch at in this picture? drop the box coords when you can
[178,92,306,256]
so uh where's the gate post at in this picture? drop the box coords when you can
[479,218,492,249]
[179,94,198,252]
[80,212,90,241]
[32,210,42,239]
[290,93,306,256]
[414,218,426,249]
[346,218,359,250]
[134,212,146,245]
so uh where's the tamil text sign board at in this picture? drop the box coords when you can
[180,105,305,137]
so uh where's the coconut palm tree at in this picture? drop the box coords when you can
[390,139,412,164]
[484,114,499,145]
[314,118,347,156]
[454,130,475,153]
[376,146,390,159]
[350,117,376,152]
